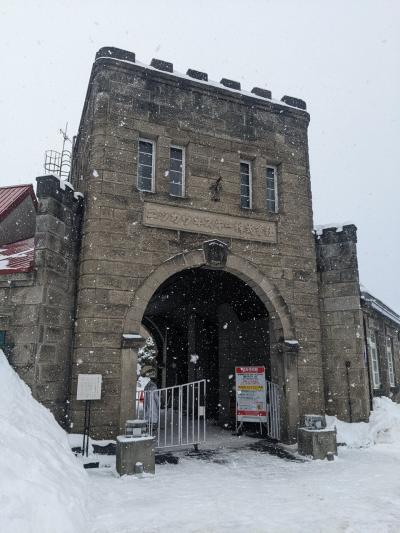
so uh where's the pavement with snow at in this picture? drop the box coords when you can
[88,443,400,533]
[2,349,400,533]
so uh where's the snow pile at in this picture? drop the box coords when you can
[327,396,400,448]
[0,350,88,533]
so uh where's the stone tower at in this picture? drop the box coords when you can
[70,46,326,440]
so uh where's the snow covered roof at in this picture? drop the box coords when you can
[0,237,34,275]
[360,287,400,327]
[0,184,37,222]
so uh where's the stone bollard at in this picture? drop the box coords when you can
[116,435,156,475]
[297,414,338,460]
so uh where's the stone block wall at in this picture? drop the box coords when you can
[69,47,326,438]
[0,175,83,426]
[316,225,370,421]
[0,272,38,390]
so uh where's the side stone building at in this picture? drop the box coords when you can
[1,47,399,443]
[361,288,400,403]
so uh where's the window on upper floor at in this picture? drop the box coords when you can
[386,336,395,387]
[138,139,155,192]
[240,160,252,209]
[169,146,185,197]
[368,331,381,389]
[266,165,278,213]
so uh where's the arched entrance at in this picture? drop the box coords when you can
[142,267,270,425]
[120,245,300,442]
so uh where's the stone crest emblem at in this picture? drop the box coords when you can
[203,239,229,268]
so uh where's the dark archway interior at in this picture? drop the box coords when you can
[142,267,270,423]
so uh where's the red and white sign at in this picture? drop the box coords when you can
[235,366,267,422]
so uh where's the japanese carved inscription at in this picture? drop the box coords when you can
[143,203,277,243]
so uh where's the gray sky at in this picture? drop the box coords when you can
[1,0,399,311]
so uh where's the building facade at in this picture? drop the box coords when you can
[1,47,398,442]
[361,288,400,403]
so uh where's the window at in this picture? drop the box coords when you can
[386,336,395,387]
[266,166,278,213]
[368,331,381,389]
[0,331,5,349]
[138,139,155,192]
[169,146,185,197]
[240,161,252,209]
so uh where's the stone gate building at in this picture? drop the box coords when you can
[1,47,399,442]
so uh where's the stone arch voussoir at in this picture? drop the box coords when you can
[123,248,296,340]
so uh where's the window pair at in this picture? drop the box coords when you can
[369,332,395,389]
[137,139,185,197]
[240,161,278,213]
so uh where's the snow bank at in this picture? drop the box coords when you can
[0,350,88,533]
[326,396,400,448]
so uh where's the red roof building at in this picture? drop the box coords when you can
[0,237,35,274]
[0,184,37,273]
[0,184,37,222]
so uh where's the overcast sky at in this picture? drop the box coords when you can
[1,0,399,311]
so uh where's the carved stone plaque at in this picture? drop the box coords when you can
[203,239,229,268]
[143,203,277,243]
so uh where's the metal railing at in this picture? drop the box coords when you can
[44,149,71,179]
[136,379,207,450]
[265,379,281,440]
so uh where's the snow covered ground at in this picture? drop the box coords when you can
[2,349,400,533]
[85,400,400,533]
[87,438,400,533]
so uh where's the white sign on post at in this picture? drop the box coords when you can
[77,374,102,401]
[235,366,267,423]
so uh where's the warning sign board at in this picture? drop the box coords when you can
[235,366,267,423]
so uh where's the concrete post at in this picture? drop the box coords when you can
[119,334,145,433]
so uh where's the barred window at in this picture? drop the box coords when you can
[266,166,278,213]
[169,146,185,197]
[368,331,381,389]
[386,336,395,387]
[240,161,252,209]
[138,139,155,192]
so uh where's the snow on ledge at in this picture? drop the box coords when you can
[314,222,355,236]
[45,174,84,199]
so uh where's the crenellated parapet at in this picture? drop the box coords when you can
[314,224,358,276]
[93,46,307,111]
[36,174,83,210]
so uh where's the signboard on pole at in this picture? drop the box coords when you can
[77,374,102,401]
[235,366,267,423]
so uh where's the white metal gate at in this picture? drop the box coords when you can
[265,379,281,440]
[137,380,207,450]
